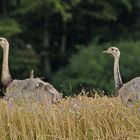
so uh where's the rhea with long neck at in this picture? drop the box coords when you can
[103,47,123,93]
[0,37,12,87]
[0,37,62,104]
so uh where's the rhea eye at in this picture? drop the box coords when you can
[0,39,6,44]
[1,40,5,43]
[111,48,114,51]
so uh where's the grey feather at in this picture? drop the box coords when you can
[119,77,140,106]
[6,78,62,104]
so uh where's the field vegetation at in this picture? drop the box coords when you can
[0,93,140,140]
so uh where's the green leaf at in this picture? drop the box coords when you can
[0,18,21,36]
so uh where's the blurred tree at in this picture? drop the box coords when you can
[12,0,81,78]
[0,0,22,37]
[0,0,139,93]
[14,0,139,75]
[0,19,21,37]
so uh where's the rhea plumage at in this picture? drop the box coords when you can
[0,37,62,104]
[103,47,140,106]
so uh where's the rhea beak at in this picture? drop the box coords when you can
[102,50,108,53]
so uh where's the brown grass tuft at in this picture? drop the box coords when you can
[0,94,140,140]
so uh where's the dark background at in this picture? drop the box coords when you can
[0,0,140,96]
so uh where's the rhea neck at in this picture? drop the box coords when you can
[1,44,12,87]
[113,54,123,92]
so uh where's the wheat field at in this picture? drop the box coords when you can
[0,94,140,140]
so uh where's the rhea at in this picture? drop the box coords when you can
[0,37,62,104]
[103,47,140,106]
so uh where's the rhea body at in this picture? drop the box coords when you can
[103,47,140,106]
[0,37,61,103]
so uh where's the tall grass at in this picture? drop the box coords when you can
[0,94,140,140]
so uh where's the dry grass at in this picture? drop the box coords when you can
[0,94,140,140]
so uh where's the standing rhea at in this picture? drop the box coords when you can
[0,37,62,104]
[103,47,140,106]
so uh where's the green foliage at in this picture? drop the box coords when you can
[0,0,139,95]
[0,18,21,37]
[53,42,112,95]
[119,40,140,82]
[53,40,140,95]
[0,46,39,79]
[10,47,39,79]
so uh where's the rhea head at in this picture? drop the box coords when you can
[0,37,9,48]
[103,47,120,57]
